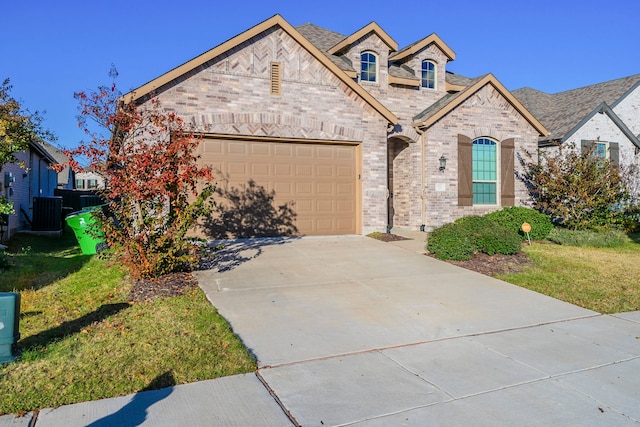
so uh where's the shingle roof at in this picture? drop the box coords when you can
[413,75,486,123]
[513,74,640,141]
[295,24,355,72]
[37,141,73,186]
[445,71,475,87]
[389,63,417,80]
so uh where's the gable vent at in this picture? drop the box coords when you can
[270,62,282,96]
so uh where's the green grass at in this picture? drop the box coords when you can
[0,233,255,415]
[498,234,640,314]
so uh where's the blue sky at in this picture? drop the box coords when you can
[2,0,639,149]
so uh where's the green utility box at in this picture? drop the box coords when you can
[0,292,20,364]
[65,207,106,255]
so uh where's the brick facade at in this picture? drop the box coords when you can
[135,16,543,235]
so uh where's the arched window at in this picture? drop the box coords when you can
[421,60,436,89]
[472,138,497,204]
[360,52,377,82]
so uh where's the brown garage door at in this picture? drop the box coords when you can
[200,138,358,236]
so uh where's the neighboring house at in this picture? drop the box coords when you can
[1,140,60,239]
[75,171,105,190]
[124,14,547,237]
[513,74,640,193]
[40,141,74,190]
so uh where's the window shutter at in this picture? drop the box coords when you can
[501,138,515,206]
[581,140,592,154]
[610,142,620,167]
[458,134,473,206]
[270,62,282,96]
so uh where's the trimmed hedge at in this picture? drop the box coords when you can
[485,207,553,241]
[427,215,521,260]
[475,226,522,255]
[426,222,475,261]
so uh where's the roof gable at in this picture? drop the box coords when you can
[414,74,548,136]
[389,33,455,62]
[326,22,398,55]
[514,74,640,141]
[123,15,398,125]
[547,102,640,149]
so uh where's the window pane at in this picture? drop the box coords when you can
[472,138,497,204]
[421,61,435,88]
[473,183,496,204]
[595,143,607,159]
[472,139,497,181]
[361,52,377,82]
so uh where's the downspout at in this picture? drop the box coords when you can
[386,123,395,233]
[414,125,426,232]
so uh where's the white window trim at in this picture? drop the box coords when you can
[421,59,437,90]
[360,51,379,83]
[472,137,501,206]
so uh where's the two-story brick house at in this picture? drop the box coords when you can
[125,14,547,237]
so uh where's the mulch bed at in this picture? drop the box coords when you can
[434,251,533,276]
[129,272,199,302]
[368,233,412,242]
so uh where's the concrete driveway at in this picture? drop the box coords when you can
[194,235,640,426]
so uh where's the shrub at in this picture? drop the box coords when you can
[427,215,521,260]
[485,206,553,241]
[426,223,475,261]
[547,227,629,248]
[521,142,633,230]
[475,226,523,255]
[59,70,215,279]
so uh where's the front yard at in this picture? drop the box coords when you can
[0,233,255,415]
[1,230,639,414]
[498,237,640,314]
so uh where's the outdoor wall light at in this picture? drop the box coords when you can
[439,155,447,172]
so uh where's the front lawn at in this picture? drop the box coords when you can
[497,235,640,314]
[0,232,255,415]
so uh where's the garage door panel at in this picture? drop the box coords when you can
[228,162,247,175]
[228,142,248,155]
[251,163,270,176]
[202,138,357,236]
[296,145,314,158]
[316,146,334,159]
[316,182,333,194]
[274,164,292,177]
[316,165,334,178]
[274,145,293,157]
[316,200,334,212]
[251,144,270,156]
[273,181,293,195]
[296,165,313,177]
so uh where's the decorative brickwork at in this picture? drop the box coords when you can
[136,18,543,234]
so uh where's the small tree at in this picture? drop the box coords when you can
[62,71,215,279]
[0,79,55,215]
[522,143,632,230]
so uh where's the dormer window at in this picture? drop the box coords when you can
[421,60,436,89]
[360,52,378,82]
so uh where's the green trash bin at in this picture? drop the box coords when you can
[65,206,106,255]
[0,292,20,364]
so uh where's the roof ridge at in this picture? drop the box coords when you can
[551,73,640,96]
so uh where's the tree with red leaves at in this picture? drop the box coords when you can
[63,70,214,279]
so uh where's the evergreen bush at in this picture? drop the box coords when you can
[485,206,553,241]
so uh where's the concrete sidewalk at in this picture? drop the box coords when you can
[3,235,639,426]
